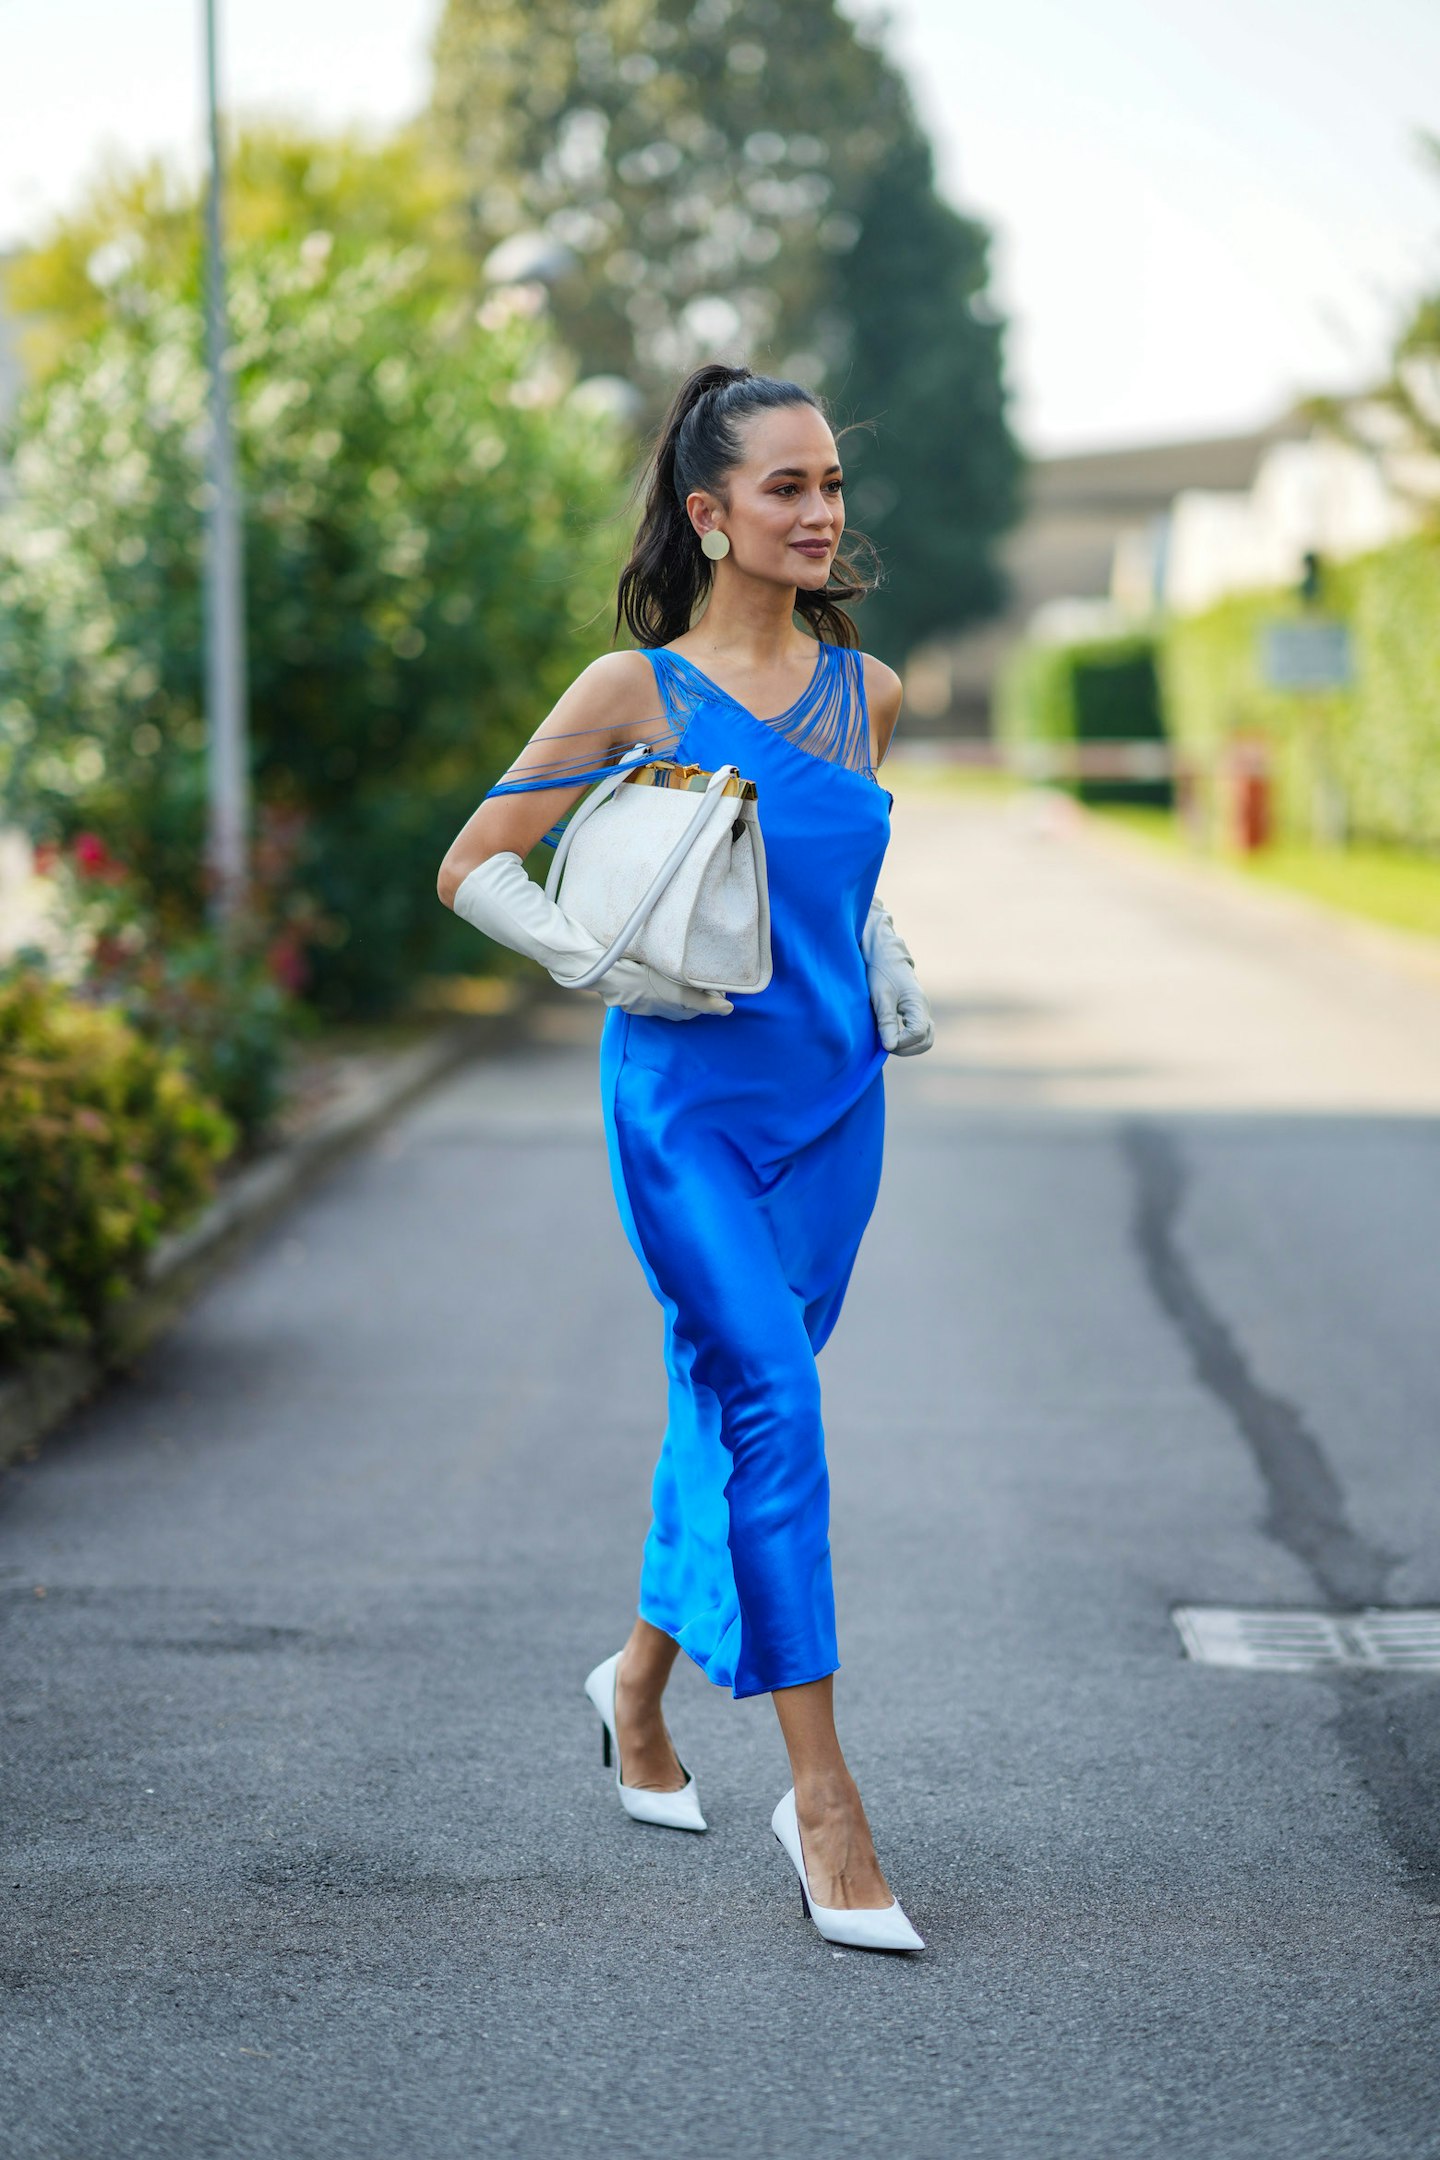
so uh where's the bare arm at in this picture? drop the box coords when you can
[861,653,904,770]
[437,650,667,908]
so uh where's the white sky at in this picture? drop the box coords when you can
[1,0,1436,452]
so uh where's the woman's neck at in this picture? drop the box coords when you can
[688,576,807,667]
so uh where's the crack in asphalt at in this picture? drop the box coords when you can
[1121,1120,1393,1608]
[1120,1118,1439,1898]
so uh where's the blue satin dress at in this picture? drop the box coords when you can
[597,641,894,1698]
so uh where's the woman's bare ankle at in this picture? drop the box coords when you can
[791,1784,891,1910]
[613,1642,685,1792]
[617,1639,673,1718]
[614,1652,666,1724]
[793,1767,861,1819]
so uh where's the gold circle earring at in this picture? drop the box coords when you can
[700,528,731,561]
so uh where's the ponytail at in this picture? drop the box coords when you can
[615,363,876,650]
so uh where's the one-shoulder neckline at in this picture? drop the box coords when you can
[718,696,892,800]
[655,641,827,728]
[644,641,887,796]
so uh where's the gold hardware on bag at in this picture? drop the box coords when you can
[622,759,757,802]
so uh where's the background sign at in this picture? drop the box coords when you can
[1258,620,1355,691]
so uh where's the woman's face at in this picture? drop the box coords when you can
[689,402,845,594]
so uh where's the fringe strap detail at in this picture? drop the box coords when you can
[477,640,873,852]
[644,642,874,778]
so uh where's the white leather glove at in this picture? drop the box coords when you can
[450,851,733,1021]
[862,893,934,1055]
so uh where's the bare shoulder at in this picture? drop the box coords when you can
[566,647,659,717]
[859,651,904,763]
[530,647,660,741]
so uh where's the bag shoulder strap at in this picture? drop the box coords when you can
[542,741,650,901]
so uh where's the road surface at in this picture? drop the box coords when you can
[4,775,1439,2159]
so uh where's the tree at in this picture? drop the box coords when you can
[1366,134,1440,517]
[832,132,1020,658]
[428,0,1021,660]
[4,124,470,382]
[430,0,907,393]
[1301,132,1440,529]
[0,151,628,1014]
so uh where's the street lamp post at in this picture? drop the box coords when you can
[201,0,248,922]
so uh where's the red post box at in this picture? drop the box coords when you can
[1228,737,1272,853]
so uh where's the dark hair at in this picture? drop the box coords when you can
[615,362,877,649]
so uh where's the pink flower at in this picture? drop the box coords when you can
[72,832,114,877]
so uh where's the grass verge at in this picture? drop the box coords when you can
[1089,804,1440,943]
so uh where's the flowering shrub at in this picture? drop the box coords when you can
[0,971,234,1360]
[31,806,324,1143]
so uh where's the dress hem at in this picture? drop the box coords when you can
[637,1600,841,1700]
[731,1661,842,1702]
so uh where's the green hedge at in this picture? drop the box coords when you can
[996,631,1171,805]
[1160,536,1440,849]
[0,972,235,1359]
[0,234,627,1019]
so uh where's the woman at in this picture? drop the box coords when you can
[438,363,934,1954]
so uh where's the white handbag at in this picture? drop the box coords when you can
[542,741,773,994]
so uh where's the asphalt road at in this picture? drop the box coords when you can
[5,777,1439,2160]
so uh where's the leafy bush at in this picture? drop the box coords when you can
[31,811,319,1143]
[0,972,235,1359]
[997,631,1172,806]
[129,940,295,1143]
[0,171,627,1014]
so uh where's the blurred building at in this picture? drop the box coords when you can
[900,416,1309,737]
[1138,404,1437,617]
[905,391,1440,741]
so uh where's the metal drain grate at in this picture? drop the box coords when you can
[1173,1605,1440,1672]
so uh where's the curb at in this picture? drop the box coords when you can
[0,984,545,1472]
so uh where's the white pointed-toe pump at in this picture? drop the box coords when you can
[771,1787,925,1952]
[583,1651,708,1833]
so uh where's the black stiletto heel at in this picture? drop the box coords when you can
[779,1833,812,1917]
